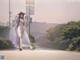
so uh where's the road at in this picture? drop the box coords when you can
[0,50,80,60]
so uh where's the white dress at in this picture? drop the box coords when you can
[9,18,31,48]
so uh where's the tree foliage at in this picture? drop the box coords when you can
[47,21,80,51]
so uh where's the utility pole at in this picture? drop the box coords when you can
[9,0,11,27]
[28,0,31,36]
[26,0,34,36]
[26,0,30,36]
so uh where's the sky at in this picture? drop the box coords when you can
[0,0,80,24]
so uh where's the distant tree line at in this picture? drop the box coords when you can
[47,21,80,51]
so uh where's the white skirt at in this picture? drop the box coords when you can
[9,25,31,48]
[17,26,31,44]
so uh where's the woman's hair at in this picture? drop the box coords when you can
[16,12,25,27]
[18,12,25,19]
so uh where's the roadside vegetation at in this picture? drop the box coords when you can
[47,21,80,51]
[0,26,14,50]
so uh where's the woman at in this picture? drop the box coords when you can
[15,12,32,51]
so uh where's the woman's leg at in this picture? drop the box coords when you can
[17,26,23,51]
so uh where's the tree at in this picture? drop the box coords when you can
[47,21,80,51]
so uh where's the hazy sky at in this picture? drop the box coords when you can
[0,0,80,24]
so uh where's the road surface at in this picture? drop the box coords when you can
[0,50,80,60]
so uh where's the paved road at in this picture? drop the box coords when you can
[0,50,80,60]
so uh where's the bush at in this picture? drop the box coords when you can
[0,39,14,50]
[29,34,35,43]
[29,34,36,49]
